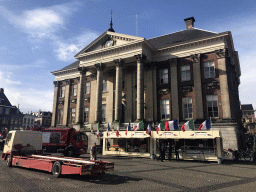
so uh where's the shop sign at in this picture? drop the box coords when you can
[190,132,212,137]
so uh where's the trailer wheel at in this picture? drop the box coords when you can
[6,155,12,167]
[52,161,62,178]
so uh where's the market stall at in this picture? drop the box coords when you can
[152,130,223,162]
[102,131,152,158]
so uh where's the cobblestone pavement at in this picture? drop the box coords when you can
[1,152,256,192]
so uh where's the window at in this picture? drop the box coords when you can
[102,104,106,122]
[71,84,77,96]
[122,80,125,89]
[24,118,27,124]
[3,117,8,124]
[207,95,218,117]
[0,107,3,114]
[103,80,107,92]
[5,108,10,115]
[182,97,193,119]
[181,66,191,81]
[159,69,168,84]
[59,86,65,98]
[27,118,30,124]
[160,99,170,119]
[85,82,90,94]
[69,108,76,124]
[84,107,89,123]
[57,109,63,125]
[204,61,215,78]
[31,119,34,125]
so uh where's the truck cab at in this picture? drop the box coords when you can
[41,128,88,157]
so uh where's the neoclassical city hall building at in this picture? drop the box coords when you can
[51,17,242,150]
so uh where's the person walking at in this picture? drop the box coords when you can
[90,143,97,160]
[175,142,179,161]
[160,142,166,162]
[168,141,172,160]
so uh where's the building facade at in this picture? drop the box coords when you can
[0,88,24,133]
[33,111,52,128]
[22,113,36,129]
[241,104,255,133]
[51,17,242,150]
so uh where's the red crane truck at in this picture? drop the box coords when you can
[2,130,114,178]
[29,127,88,157]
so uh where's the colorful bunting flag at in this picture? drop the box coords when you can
[181,119,194,132]
[146,122,151,136]
[116,124,120,137]
[165,119,179,131]
[134,121,144,131]
[198,118,211,130]
[156,121,165,134]
[125,121,131,136]
[106,123,110,136]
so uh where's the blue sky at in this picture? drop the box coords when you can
[1,0,256,114]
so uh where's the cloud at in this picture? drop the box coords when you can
[4,87,53,113]
[54,31,99,62]
[0,71,22,85]
[0,2,78,40]
[0,2,98,61]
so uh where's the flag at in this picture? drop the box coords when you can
[181,119,194,132]
[146,122,151,136]
[156,121,165,134]
[125,121,131,135]
[134,121,144,131]
[106,123,110,136]
[116,124,120,137]
[198,118,211,130]
[165,119,179,131]
[97,122,100,138]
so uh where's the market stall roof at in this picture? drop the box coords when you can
[102,130,221,139]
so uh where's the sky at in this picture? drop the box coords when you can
[1,0,256,114]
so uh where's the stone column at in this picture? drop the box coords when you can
[169,58,179,120]
[135,54,145,121]
[63,79,70,126]
[114,59,123,122]
[215,49,231,119]
[51,81,59,127]
[95,63,104,122]
[191,54,204,120]
[76,67,87,125]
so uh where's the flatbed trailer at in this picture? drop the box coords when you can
[2,130,114,178]
[2,153,114,177]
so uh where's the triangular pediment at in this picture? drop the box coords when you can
[75,31,145,58]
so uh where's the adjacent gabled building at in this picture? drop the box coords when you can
[51,17,242,150]
[241,104,255,134]
[0,88,24,133]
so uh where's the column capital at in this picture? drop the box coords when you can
[134,54,146,63]
[65,79,70,85]
[78,66,87,75]
[215,49,227,59]
[53,81,59,87]
[94,63,105,71]
[168,58,178,67]
[113,59,123,67]
[190,54,200,63]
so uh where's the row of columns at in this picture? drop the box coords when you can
[94,54,145,123]
[51,49,231,126]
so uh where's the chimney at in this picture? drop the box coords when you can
[0,88,4,93]
[184,17,195,29]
